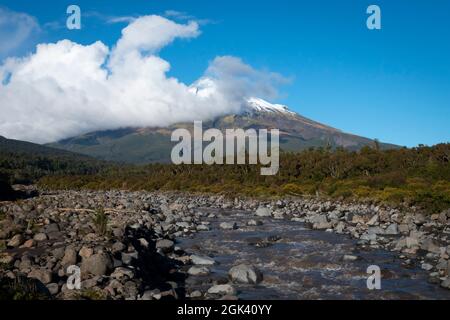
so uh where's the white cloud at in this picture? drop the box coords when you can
[163,10,194,20]
[0,15,286,143]
[0,7,40,59]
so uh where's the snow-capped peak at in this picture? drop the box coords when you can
[245,97,294,115]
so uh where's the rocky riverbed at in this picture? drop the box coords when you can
[0,189,449,300]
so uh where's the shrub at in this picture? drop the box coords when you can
[92,208,108,236]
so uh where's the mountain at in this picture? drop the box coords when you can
[47,98,397,164]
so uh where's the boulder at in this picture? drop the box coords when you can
[28,269,53,284]
[255,207,271,217]
[228,264,263,284]
[219,222,238,230]
[188,266,210,276]
[207,284,236,295]
[384,223,399,235]
[61,247,78,267]
[7,234,24,247]
[33,233,48,242]
[190,255,216,266]
[155,239,174,253]
[81,252,113,278]
[309,215,331,230]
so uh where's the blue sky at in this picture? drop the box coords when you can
[0,0,449,147]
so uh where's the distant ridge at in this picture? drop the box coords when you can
[47,97,398,164]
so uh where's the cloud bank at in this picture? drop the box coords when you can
[0,14,286,143]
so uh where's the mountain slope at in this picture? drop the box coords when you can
[47,98,398,164]
[0,136,107,184]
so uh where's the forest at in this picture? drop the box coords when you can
[21,143,450,213]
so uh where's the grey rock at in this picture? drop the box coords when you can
[28,269,53,284]
[219,222,238,230]
[309,215,331,230]
[208,284,236,295]
[46,283,60,295]
[111,267,134,279]
[81,252,113,277]
[384,223,399,235]
[343,255,358,261]
[247,219,263,226]
[111,241,126,253]
[188,266,210,276]
[155,239,174,253]
[61,247,78,267]
[190,255,216,266]
[441,278,450,289]
[189,290,203,298]
[421,263,433,271]
[7,234,24,247]
[33,233,48,241]
[228,264,263,284]
[196,224,210,231]
[255,207,271,217]
[121,252,138,265]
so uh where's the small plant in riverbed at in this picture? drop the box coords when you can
[92,208,108,236]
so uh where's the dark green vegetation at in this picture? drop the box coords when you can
[0,276,51,300]
[36,144,450,213]
[0,136,106,185]
[47,109,397,164]
[92,208,109,236]
[1,134,448,213]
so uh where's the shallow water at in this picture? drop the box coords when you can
[179,208,450,300]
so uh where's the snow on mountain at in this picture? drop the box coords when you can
[245,97,294,115]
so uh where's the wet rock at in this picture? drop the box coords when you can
[255,207,271,217]
[343,255,358,262]
[228,264,263,284]
[309,215,331,230]
[421,263,433,271]
[188,266,210,276]
[385,223,399,235]
[247,219,263,226]
[207,284,236,295]
[189,290,203,298]
[156,239,174,253]
[220,222,238,230]
[441,278,450,289]
[46,283,60,295]
[190,255,216,266]
[196,225,210,232]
